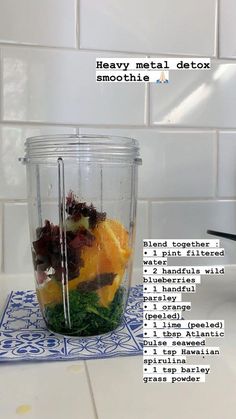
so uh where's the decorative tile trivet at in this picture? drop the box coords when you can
[0,285,143,362]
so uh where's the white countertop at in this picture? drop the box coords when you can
[0,269,236,419]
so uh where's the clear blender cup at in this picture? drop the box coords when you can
[21,135,141,337]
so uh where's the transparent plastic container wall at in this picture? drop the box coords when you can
[20,135,142,337]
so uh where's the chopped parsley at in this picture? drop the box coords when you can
[45,287,125,336]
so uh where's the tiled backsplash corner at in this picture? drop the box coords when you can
[0,0,236,273]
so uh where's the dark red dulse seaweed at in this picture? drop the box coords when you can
[66,191,106,229]
[32,193,106,281]
[77,273,116,292]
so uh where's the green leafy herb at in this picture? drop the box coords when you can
[45,287,125,336]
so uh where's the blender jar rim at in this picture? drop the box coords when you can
[22,134,142,165]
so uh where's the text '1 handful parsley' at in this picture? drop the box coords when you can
[32,192,132,336]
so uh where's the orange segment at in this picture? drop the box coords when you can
[37,280,61,306]
[96,219,132,265]
[95,222,125,270]
[38,218,132,307]
[106,219,130,248]
[97,270,124,307]
[94,219,131,306]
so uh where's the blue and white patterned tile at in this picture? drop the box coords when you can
[0,331,65,359]
[0,286,143,362]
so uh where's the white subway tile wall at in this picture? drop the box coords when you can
[218,132,236,197]
[0,125,77,199]
[150,61,236,128]
[151,200,236,265]
[3,203,32,274]
[0,0,77,48]
[220,0,236,58]
[0,0,236,274]
[2,48,146,125]
[80,0,217,56]
[79,128,216,198]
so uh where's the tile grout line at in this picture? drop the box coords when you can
[144,81,150,126]
[0,47,3,122]
[215,129,220,198]
[0,43,79,52]
[148,82,151,126]
[216,0,220,58]
[0,42,220,58]
[1,202,4,273]
[144,54,151,126]
[1,197,236,204]
[0,200,27,204]
[139,197,236,203]
[147,200,152,238]
[76,0,80,50]
[0,120,146,128]
[0,38,234,62]
[0,41,235,62]
[0,203,1,273]
[146,54,152,127]
[84,361,99,419]
[81,48,217,59]
[1,120,236,131]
